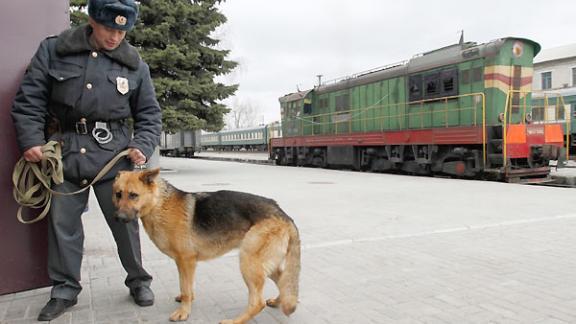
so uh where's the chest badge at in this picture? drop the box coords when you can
[116,77,129,95]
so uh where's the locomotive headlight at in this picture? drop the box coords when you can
[512,41,524,58]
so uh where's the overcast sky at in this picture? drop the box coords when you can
[215,0,576,125]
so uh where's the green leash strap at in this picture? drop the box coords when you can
[12,141,130,224]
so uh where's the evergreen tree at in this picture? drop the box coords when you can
[69,0,238,132]
[70,0,88,26]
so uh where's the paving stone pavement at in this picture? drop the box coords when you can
[2,157,576,324]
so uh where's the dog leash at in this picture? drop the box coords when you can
[12,141,130,224]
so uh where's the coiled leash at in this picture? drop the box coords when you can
[12,141,129,224]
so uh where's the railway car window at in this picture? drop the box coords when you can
[424,73,441,98]
[441,69,458,97]
[409,74,423,101]
[461,70,470,84]
[472,67,483,82]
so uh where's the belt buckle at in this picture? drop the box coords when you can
[75,119,88,134]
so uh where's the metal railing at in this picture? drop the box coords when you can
[286,92,487,164]
[502,90,569,167]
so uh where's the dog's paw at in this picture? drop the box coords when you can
[169,307,190,322]
[266,297,280,308]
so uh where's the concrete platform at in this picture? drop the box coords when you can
[2,156,576,324]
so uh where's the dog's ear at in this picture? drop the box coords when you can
[139,167,160,185]
[115,171,125,180]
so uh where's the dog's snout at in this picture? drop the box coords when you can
[115,211,137,223]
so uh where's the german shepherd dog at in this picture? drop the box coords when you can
[112,168,301,323]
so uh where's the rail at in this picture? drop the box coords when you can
[502,90,569,168]
[532,91,569,160]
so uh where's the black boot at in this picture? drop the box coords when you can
[37,297,77,321]
[130,286,154,306]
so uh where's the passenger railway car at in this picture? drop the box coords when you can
[201,122,282,151]
[270,38,565,183]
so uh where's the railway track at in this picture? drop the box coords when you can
[192,154,576,187]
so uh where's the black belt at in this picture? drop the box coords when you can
[61,119,125,135]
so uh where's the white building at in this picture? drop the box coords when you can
[532,43,576,121]
[534,43,576,91]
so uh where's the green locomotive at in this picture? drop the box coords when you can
[271,37,565,182]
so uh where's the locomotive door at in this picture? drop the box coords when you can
[509,65,523,124]
[0,0,69,294]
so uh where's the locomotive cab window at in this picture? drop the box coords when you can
[424,73,441,99]
[441,68,458,97]
[303,98,312,114]
[409,74,423,101]
[414,68,459,101]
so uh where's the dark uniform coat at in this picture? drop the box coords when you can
[12,24,162,185]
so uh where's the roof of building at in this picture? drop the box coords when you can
[534,43,576,64]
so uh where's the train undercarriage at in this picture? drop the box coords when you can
[271,142,560,183]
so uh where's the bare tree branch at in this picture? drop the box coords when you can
[226,99,261,129]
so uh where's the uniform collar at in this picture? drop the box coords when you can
[55,24,140,70]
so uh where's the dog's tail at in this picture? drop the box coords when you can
[279,223,301,316]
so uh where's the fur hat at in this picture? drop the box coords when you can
[88,0,139,31]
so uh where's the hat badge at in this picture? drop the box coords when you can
[115,15,127,26]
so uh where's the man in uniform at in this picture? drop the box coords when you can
[11,0,162,321]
